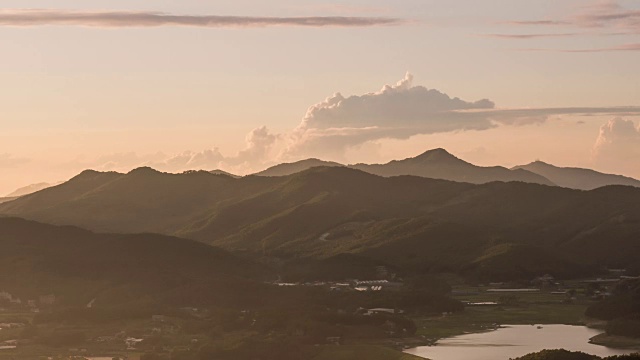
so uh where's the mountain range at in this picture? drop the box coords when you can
[5,181,59,197]
[256,158,343,177]
[2,151,640,280]
[254,148,639,190]
[513,161,640,191]
[349,148,553,185]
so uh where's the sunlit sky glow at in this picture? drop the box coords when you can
[1,0,639,194]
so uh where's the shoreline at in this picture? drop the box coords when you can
[589,333,640,351]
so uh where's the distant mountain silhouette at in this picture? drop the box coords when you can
[0,197,18,205]
[350,148,554,186]
[513,161,640,190]
[256,158,344,177]
[6,182,59,197]
[3,165,640,280]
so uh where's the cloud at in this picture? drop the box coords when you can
[282,73,640,159]
[573,0,640,31]
[494,1,640,51]
[0,153,30,168]
[71,126,279,175]
[560,43,640,52]
[500,20,570,26]
[0,9,405,28]
[481,33,579,39]
[19,74,639,177]
[593,118,640,176]
[518,43,640,52]
[503,0,640,33]
[296,4,390,15]
[150,149,225,172]
[234,126,278,164]
[284,73,499,159]
[299,73,496,130]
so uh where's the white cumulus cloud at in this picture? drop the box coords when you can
[593,117,640,176]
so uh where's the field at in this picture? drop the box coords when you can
[413,285,591,341]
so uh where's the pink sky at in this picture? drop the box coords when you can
[1,0,639,194]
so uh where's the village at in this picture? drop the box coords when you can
[1,267,638,359]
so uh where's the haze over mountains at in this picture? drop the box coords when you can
[5,182,58,197]
[254,148,640,190]
[2,152,640,280]
[513,161,640,191]
[256,159,343,177]
[0,181,61,204]
[348,148,553,186]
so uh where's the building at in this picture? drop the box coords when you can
[360,308,404,316]
[354,280,403,292]
[152,315,167,322]
[39,294,56,305]
[0,292,13,302]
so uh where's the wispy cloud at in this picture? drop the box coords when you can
[573,0,640,30]
[0,9,405,28]
[518,43,640,52]
[560,43,640,52]
[0,153,30,168]
[502,0,640,33]
[499,20,570,26]
[493,1,640,51]
[293,4,391,16]
[481,33,578,39]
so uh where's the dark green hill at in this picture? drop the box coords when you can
[2,166,640,280]
[350,148,554,186]
[514,161,640,190]
[0,217,266,308]
[0,168,283,234]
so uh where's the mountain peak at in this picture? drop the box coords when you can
[127,167,162,176]
[514,160,640,190]
[528,160,554,167]
[256,158,344,177]
[69,169,103,181]
[414,148,459,162]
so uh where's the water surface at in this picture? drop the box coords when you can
[405,324,635,360]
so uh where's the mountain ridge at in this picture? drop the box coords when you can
[5,181,61,197]
[349,148,555,186]
[3,165,639,280]
[256,158,344,177]
[513,160,640,190]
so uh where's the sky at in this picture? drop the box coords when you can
[1,0,639,195]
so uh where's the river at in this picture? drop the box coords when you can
[405,324,636,360]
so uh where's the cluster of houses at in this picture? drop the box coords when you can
[273,279,404,292]
[0,290,56,313]
[458,270,640,305]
